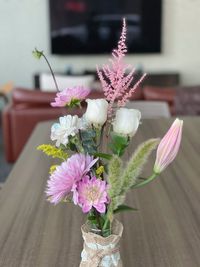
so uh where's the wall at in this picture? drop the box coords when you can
[0,0,200,88]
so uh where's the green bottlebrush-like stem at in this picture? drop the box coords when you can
[119,138,160,195]
[107,155,123,198]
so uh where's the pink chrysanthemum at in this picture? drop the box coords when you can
[77,176,108,213]
[46,153,98,204]
[67,153,98,178]
[51,86,91,107]
[46,161,77,204]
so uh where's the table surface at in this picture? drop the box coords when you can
[0,117,200,267]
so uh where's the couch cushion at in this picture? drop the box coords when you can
[143,86,176,104]
[143,86,176,115]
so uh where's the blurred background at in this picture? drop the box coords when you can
[1,0,200,86]
[0,0,200,183]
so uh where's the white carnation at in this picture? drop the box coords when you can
[51,115,84,147]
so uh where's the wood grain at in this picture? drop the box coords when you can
[0,118,200,267]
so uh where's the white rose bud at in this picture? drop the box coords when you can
[113,108,141,137]
[85,99,109,126]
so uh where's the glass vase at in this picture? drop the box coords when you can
[79,219,123,267]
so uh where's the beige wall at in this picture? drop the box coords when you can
[0,0,200,88]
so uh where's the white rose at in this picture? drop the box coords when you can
[85,99,108,126]
[113,108,141,137]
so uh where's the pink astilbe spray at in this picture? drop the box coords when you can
[97,18,146,116]
[154,118,183,174]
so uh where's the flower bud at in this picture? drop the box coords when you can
[113,108,141,137]
[85,99,108,126]
[154,118,183,174]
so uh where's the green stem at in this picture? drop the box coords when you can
[94,209,102,235]
[41,53,59,92]
[102,217,109,231]
[133,172,158,189]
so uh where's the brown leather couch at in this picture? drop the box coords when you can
[2,89,86,162]
[143,86,176,115]
[2,87,176,162]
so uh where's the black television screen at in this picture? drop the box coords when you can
[49,0,162,54]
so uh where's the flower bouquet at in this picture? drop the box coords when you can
[35,19,183,267]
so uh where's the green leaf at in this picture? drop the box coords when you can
[81,130,96,140]
[93,152,112,160]
[68,98,81,108]
[112,134,127,143]
[109,133,129,156]
[69,142,77,152]
[82,144,97,154]
[87,215,96,221]
[114,204,138,214]
[80,129,97,155]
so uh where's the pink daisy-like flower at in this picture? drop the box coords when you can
[77,176,108,213]
[67,153,98,179]
[46,153,98,204]
[51,86,91,107]
[46,161,77,204]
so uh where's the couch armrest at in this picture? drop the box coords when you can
[12,88,56,105]
[2,104,13,162]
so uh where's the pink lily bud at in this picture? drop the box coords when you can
[154,118,183,174]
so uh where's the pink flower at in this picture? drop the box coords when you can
[154,118,183,174]
[46,153,98,204]
[46,161,77,204]
[77,176,108,213]
[97,18,146,116]
[66,153,98,180]
[51,86,91,107]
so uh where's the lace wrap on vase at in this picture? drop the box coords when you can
[80,220,123,267]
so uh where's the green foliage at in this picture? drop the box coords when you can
[114,204,138,214]
[68,135,84,153]
[110,195,126,211]
[120,138,160,195]
[106,139,159,221]
[81,129,97,154]
[93,152,112,160]
[32,48,43,59]
[109,133,129,156]
[68,98,81,108]
[107,155,123,198]
[132,172,158,189]
[37,144,68,160]
[87,211,111,237]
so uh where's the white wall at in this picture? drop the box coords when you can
[0,0,200,88]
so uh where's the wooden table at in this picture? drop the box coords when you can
[0,118,200,267]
